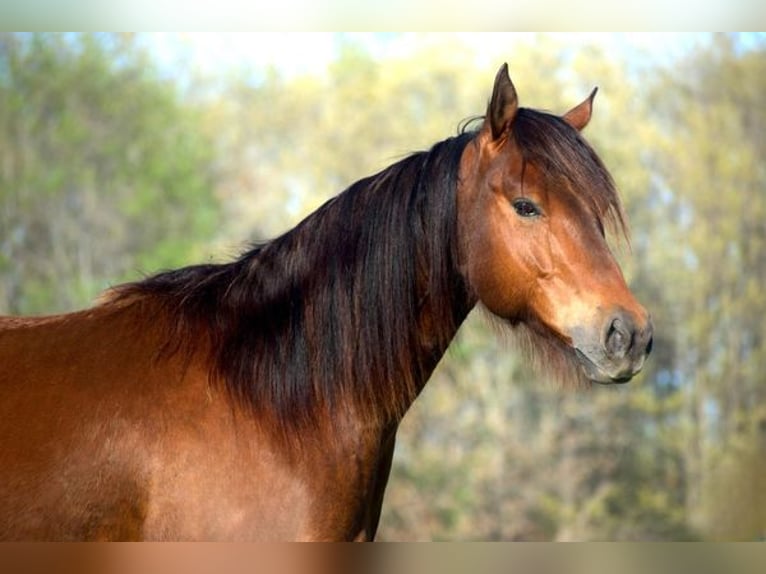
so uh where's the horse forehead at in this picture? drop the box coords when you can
[460,139,526,188]
[489,150,546,196]
[492,150,593,212]
[460,137,590,213]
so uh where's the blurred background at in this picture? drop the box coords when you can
[0,32,764,540]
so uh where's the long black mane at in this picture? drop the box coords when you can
[110,132,476,436]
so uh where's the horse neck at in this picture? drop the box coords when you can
[225,157,474,432]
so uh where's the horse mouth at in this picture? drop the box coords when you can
[574,348,637,385]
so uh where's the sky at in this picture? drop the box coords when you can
[142,33,718,83]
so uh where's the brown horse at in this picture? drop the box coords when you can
[0,65,652,541]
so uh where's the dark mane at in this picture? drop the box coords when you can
[108,132,476,439]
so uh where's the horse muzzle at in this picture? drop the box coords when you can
[572,308,654,384]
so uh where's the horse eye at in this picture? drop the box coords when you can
[512,198,541,218]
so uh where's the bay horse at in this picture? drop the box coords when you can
[0,65,652,541]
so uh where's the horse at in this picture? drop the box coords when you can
[0,64,653,541]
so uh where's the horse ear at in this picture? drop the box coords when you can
[563,87,598,131]
[484,63,518,141]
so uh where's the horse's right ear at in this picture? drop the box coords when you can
[483,63,518,142]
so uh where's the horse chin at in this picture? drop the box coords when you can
[574,348,635,385]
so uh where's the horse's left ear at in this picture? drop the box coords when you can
[484,63,518,141]
[563,87,598,131]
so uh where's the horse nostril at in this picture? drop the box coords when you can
[645,334,654,356]
[605,316,633,359]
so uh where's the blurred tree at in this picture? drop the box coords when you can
[648,33,766,539]
[0,33,217,314]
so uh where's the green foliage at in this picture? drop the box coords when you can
[0,33,217,314]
